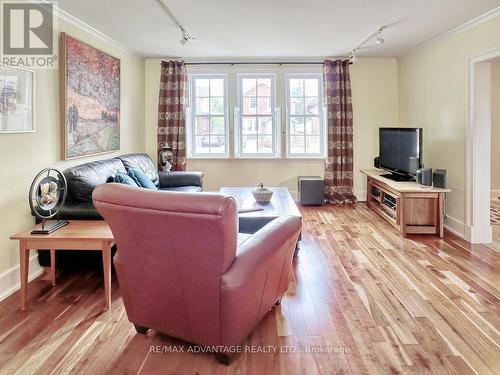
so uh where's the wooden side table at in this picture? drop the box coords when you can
[10,220,115,311]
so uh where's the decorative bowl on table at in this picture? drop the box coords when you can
[252,183,273,203]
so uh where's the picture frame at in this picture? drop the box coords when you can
[0,64,35,134]
[60,32,121,160]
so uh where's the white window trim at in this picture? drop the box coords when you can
[235,73,280,158]
[187,74,229,158]
[285,73,326,158]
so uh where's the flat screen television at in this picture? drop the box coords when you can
[379,127,422,181]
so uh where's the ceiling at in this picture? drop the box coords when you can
[58,0,500,58]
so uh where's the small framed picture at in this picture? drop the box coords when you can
[0,64,35,133]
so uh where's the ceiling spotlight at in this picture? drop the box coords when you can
[180,29,197,45]
[349,49,358,64]
[375,27,385,45]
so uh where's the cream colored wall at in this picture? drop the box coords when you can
[0,18,145,275]
[492,59,500,192]
[398,15,500,227]
[144,58,399,195]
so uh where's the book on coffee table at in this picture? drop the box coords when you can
[235,198,264,213]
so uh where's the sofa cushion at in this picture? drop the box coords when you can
[64,158,126,202]
[159,186,202,193]
[114,172,138,186]
[128,168,157,189]
[118,154,160,187]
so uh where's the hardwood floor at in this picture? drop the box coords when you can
[0,203,499,375]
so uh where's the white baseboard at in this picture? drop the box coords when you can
[355,191,367,202]
[491,190,500,200]
[0,253,44,303]
[444,216,468,240]
[293,190,367,202]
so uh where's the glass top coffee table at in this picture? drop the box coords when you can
[219,187,302,239]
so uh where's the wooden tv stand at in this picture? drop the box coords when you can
[361,169,451,237]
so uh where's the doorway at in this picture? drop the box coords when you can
[466,46,500,245]
[489,57,500,251]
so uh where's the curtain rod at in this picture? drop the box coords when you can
[184,61,326,66]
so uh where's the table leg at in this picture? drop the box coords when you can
[50,249,56,286]
[294,240,300,257]
[102,242,112,310]
[19,241,29,310]
[438,193,444,238]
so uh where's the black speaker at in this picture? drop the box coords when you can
[374,156,380,168]
[416,168,432,186]
[433,169,447,188]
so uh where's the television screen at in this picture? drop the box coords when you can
[379,128,422,176]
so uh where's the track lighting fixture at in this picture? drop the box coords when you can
[180,29,197,45]
[156,0,197,45]
[375,26,385,45]
[349,25,386,62]
[349,49,358,64]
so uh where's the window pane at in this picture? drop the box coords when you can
[242,79,257,97]
[242,98,257,115]
[257,97,272,115]
[304,78,319,96]
[210,136,225,153]
[287,76,322,156]
[257,78,271,96]
[290,135,305,154]
[289,79,303,97]
[210,97,224,115]
[242,135,257,153]
[195,79,209,97]
[196,97,209,115]
[258,136,273,153]
[306,135,320,153]
[242,117,257,134]
[258,117,273,134]
[210,117,225,135]
[290,97,304,115]
[190,76,228,156]
[305,97,319,115]
[196,136,211,153]
[195,117,210,135]
[290,116,305,134]
[210,79,224,96]
[239,76,275,156]
[305,117,320,134]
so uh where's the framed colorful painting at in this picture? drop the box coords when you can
[0,64,35,134]
[60,33,120,160]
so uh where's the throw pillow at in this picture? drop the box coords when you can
[127,168,157,189]
[114,172,138,186]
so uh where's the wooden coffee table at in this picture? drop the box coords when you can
[10,220,115,311]
[219,187,302,243]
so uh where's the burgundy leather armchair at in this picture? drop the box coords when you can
[92,184,301,363]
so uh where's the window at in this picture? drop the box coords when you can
[237,75,277,157]
[189,75,228,156]
[287,75,323,157]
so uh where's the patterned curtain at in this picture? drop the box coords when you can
[157,60,187,171]
[323,59,357,204]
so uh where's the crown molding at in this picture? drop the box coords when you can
[49,3,143,57]
[400,6,500,57]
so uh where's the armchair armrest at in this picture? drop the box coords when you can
[222,215,301,288]
[158,171,203,189]
[219,215,301,346]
